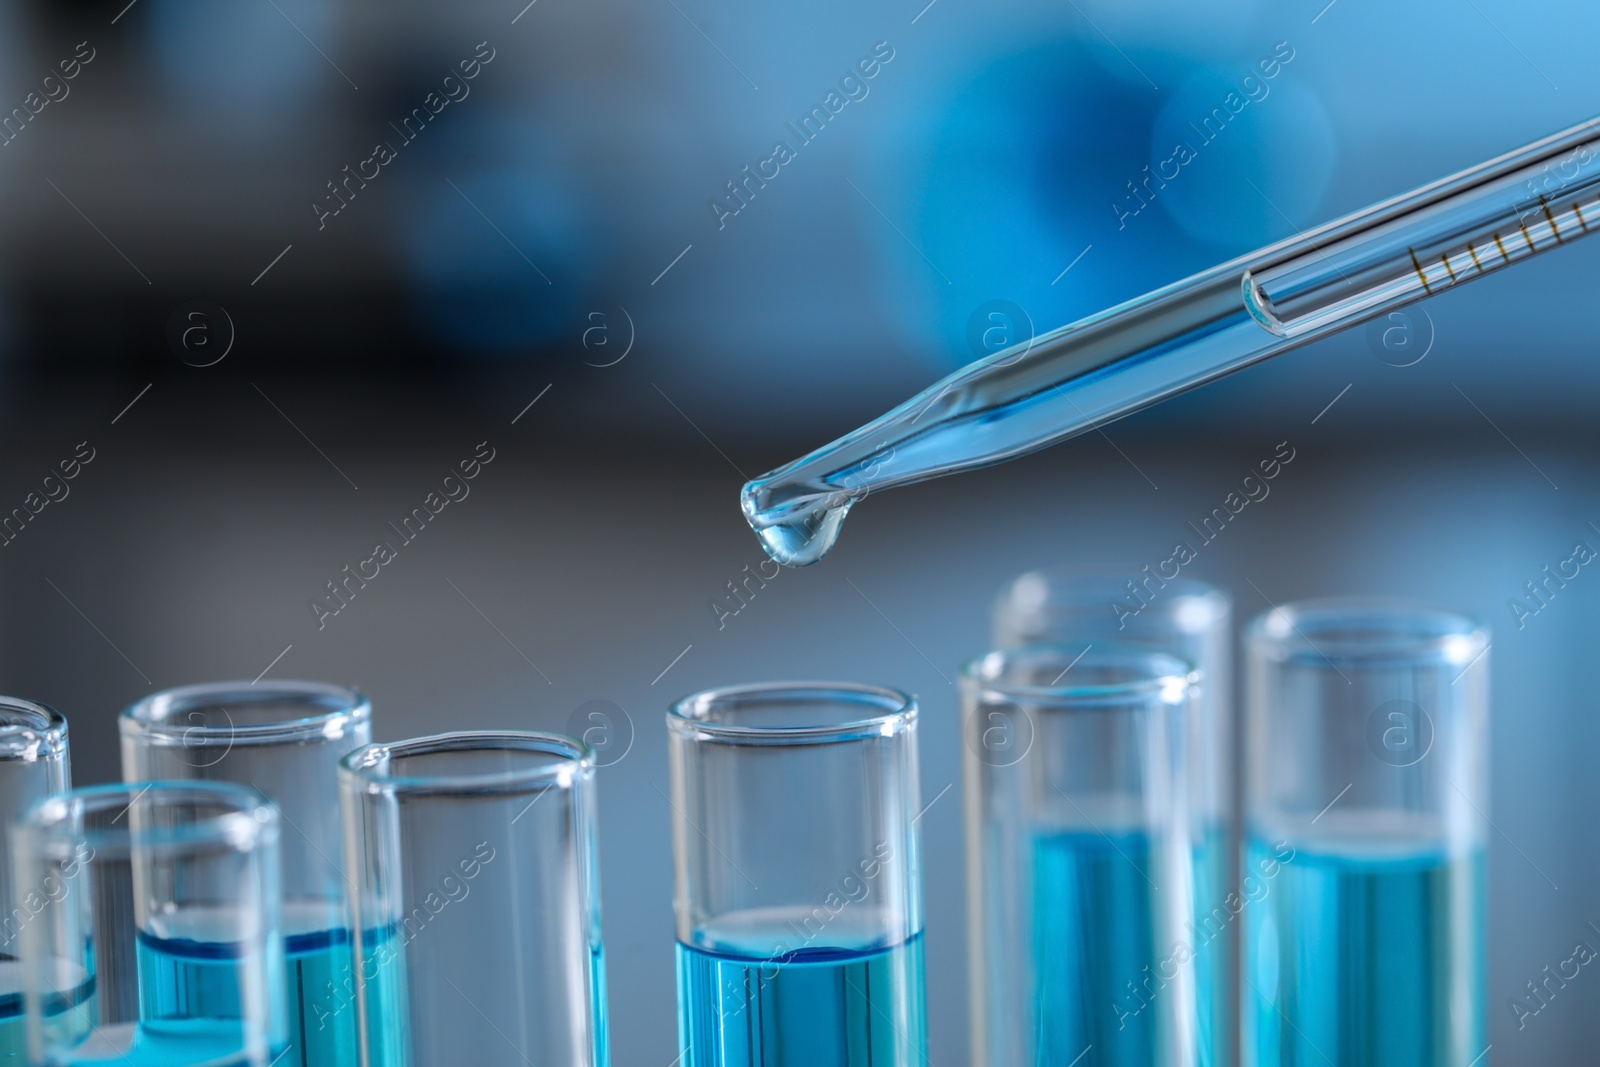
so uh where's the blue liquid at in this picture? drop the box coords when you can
[350,926,409,1067]
[676,933,927,1067]
[1244,836,1486,1067]
[0,1015,20,1063]
[282,929,357,1067]
[0,955,95,1063]
[1033,830,1159,1067]
[136,929,254,1023]
[44,1019,262,1067]
[590,941,610,1067]
[1190,827,1233,1067]
[116,929,281,1067]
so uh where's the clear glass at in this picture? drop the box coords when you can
[0,699,69,1061]
[992,571,1234,1066]
[962,646,1198,1067]
[1243,599,1488,1067]
[667,682,927,1067]
[741,117,1600,566]
[121,681,371,1067]
[339,731,607,1067]
[12,781,283,1067]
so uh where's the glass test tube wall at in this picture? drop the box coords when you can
[0,699,69,1061]
[13,782,283,1066]
[963,646,1198,1067]
[1243,600,1488,1067]
[340,731,608,1067]
[120,681,372,1067]
[668,683,927,1067]
[992,572,1234,1066]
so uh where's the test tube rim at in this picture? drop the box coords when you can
[1244,596,1488,668]
[960,644,1194,709]
[667,680,916,746]
[996,569,1229,622]
[0,697,67,762]
[120,679,371,748]
[339,729,594,797]
[14,780,278,860]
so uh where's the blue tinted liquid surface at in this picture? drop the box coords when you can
[1244,837,1486,1067]
[677,934,926,1067]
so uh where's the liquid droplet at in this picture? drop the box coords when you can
[748,501,851,568]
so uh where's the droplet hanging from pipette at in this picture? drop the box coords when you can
[743,497,851,568]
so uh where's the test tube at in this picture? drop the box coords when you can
[992,571,1234,1065]
[12,781,282,1066]
[0,699,69,1061]
[120,681,371,1067]
[667,682,927,1067]
[339,731,608,1067]
[1243,600,1487,1067]
[962,645,1197,1067]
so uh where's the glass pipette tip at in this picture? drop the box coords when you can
[742,116,1600,566]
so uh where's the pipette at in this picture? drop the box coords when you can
[741,116,1600,566]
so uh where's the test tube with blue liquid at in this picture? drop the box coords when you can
[339,731,609,1067]
[668,682,927,1067]
[13,781,283,1066]
[992,573,1233,1066]
[1243,600,1487,1066]
[0,699,69,1061]
[120,681,372,1067]
[962,646,1197,1067]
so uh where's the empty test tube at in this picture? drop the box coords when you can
[339,731,609,1067]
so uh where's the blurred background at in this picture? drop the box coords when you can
[2,0,1598,1059]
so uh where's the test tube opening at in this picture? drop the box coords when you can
[343,729,593,792]
[668,680,916,743]
[0,701,67,764]
[964,644,1195,703]
[1249,597,1487,666]
[994,569,1230,644]
[121,680,370,747]
[18,781,277,859]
